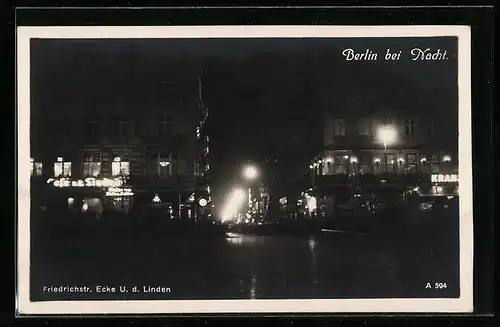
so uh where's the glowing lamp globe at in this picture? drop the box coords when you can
[243,166,258,180]
[377,125,397,148]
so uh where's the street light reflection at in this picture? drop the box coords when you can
[225,232,259,245]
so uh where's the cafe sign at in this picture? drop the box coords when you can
[47,177,125,188]
[431,174,458,183]
[105,187,134,197]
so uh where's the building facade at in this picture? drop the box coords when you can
[30,80,211,221]
[280,107,459,219]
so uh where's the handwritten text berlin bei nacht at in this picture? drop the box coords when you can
[342,48,449,61]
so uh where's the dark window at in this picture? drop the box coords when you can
[333,119,345,137]
[87,121,101,139]
[404,119,416,137]
[60,118,71,136]
[430,122,440,136]
[117,121,130,137]
[358,119,371,136]
[158,113,173,135]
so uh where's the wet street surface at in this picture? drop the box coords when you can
[30,217,460,301]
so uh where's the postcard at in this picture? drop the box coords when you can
[16,25,473,315]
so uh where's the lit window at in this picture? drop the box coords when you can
[204,147,209,155]
[406,154,417,172]
[54,157,71,177]
[194,162,200,176]
[83,154,101,177]
[30,158,43,176]
[157,153,171,177]
[332,154,348,174]
[196,127,201,139]
[384,154,396,173]
[112,156,130,176]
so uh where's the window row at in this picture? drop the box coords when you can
[332,118,443,138]
[34,156,132,178]
[54,116,175,138]
[30,155,202,178]
[85,120,173,137]
[310,153,455,175]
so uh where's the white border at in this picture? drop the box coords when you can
[17,25,473,315]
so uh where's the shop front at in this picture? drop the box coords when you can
[42,176,135,216]
[419,173,459,197]
[131,188,211,222]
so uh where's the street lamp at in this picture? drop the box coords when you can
[377,125,397,173]
[243,165,259,180]
[243,164,259,210]
[377,125,397,151]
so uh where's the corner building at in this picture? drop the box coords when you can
[30,83,211,221]
[282,89,459,219]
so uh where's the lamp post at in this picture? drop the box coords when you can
[243,164,259,210]
[118,170,127,214]
[309,162,317,187]
[377,125,397,174]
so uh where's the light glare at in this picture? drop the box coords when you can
[199,198,208,207]
[377,125,397,148]
[243,165,258,180]
[221,188,246,222]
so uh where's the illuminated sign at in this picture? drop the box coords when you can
[48,177,125,188]
[198,198,208,207]
[105,187,134,197]
[431,174,458,183]
[152,194,161,203]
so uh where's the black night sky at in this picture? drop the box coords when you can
[31,37,458,197]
